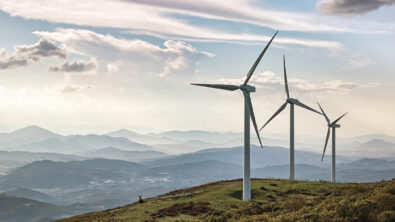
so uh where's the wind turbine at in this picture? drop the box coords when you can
[191,31,278,201]
[259,55,321,180]
[317,103,347,183]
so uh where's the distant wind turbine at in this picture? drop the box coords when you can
[191,31,278,201]
[317,102,348,183]
[259,55,321,180]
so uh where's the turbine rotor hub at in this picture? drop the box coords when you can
[240,85,256,92]
[287,98,298,104]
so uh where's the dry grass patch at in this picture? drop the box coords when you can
[151,201,213,218]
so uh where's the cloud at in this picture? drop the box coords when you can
[0,39,66,70]
[0,0,357,48]
[57,84,93,93]
[347,52,371,67]
[219,71,378,94]
[49,60,96,73]
[34,28,213,77]
[317,0,395,16]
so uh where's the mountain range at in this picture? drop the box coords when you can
[5,134,152,154]
[1,126,395,159]
[0,159,147,190]
[2,154,394,194]
[0,194,70,222]
[0,126,63,148]
[145,145,344,168]
[0,126,394,221]
[81,147,167,162]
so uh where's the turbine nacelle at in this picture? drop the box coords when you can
[240,85,256,92]
[287,98,299,104]
[330,123,340,128]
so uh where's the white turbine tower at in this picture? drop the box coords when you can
[317,103,348,183]
[191,31,278,201]
[259,55,321,180]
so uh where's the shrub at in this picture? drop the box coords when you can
[282,194,306,211]
[376,211,395,222]
[151,201,213,218]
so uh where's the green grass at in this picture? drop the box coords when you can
[56,178,395,222]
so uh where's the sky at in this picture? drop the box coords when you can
[0,0,394,137]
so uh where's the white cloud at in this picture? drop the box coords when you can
[219,71,378,94]
[0,0,356,49]
[34,28,213,77]
[347,53,372,67]
[59,84,93,93]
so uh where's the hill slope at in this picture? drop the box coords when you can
[82,147,167,162]
[57,178,395,222]
[0,159,147,189]
[0,194,70,222]
[145,146,330,169]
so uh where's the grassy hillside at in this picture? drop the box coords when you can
[57,178,395,222]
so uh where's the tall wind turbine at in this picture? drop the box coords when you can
[191,31,278,201]
[259,55,321,180]
[317,103,347,183]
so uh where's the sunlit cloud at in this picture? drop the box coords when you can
[34,28,213,77]
[219,71,378,94]
[0,0,366,49]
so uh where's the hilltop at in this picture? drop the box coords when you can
[57,178,395,222]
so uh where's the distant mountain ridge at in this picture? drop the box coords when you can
[5,134,153,153]
[0,159,147,189]
[106,129,178,145]
[82,147,168,162]
[0,150,85,162]
[1,126,395,159]
[0,125,63,148]
[2,188,58,204]
[2,151,393,193]
[339,138,395,159]
[350,134,395,144]
[0,194,69,222]
[338,158,395,170]
[145,145,342,168]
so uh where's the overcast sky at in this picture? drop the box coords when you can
[0,0,394,136]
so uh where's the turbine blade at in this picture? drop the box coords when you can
[242,90,263,148]
[331,112,348,126]
[317,102,330,124]
[243,31,278,85]
[321,127,331,162]
[283,55,290,99]
[259,102,288,131]
[294,100,321,115]
[191,83,240,91]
